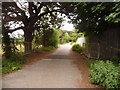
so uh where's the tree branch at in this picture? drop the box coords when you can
[29,2,34,17]
[4,16,22,22]
[8,26,24,33]
[38,9,68,19]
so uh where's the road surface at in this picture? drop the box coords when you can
[2,43,82,88]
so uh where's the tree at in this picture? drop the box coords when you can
[60,31,70,44]
[2,26,12,58]
[62,2,120,36]
[2,2,66,53]
[64,32,70,43]
[34,13,63,47]
[47,28,60,47]
[70,29,83,42]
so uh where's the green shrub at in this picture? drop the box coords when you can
[72,44,84,52]
[86,59,95,67]
[9,55,26,64]
[88,60,120,88]
[111,56,120,64]
[2,55,26,74]
[2,60,22,73]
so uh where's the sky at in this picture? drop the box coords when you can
[60,16,75,31]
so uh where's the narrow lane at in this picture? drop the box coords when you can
[2,43,82,88]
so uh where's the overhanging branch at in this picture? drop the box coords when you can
[38,9,67,19]
[8,26,24,33]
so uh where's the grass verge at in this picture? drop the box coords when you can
[34,46,56,51]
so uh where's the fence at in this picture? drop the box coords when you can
[2,40,42,56]
[83,43,120,59]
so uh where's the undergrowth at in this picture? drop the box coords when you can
[2,55,26,74]
[86,60,120,88]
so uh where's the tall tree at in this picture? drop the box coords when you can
[2,2,66,53]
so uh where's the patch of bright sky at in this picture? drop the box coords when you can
[60,17,75,31]
[59,14,75,31]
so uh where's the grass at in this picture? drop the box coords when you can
[34,46,56,51]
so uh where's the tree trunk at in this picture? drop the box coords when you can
[23,16,38,53]
[2,26,12,59]
[24,28,33,53]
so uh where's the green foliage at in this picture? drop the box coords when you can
[88,60,120,88]
[105,12,120,23]
[60,32,70,44]
[9,55,26,64]
[33,28,60,48]
[64,33,70,42]
[48,29,60,48]
[35,46,56,51]
[70,29,84,42]
[85,36,89,43]
[111,56,120,64]
[72,44,84,52]
[3,2,64,53]
[86,59,95,67]
[2,60,22,73]
[32,32,43,49]
[41,28,60,47]
[2,55,26,74]
[59,30,81,44]
[0,49,4,54]
[102,56,120,64]
[64,2,120,36]
[105,3,120,23]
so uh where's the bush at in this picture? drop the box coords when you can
[9,55,26,64]
[2,55,26,74]
[88,60,120,88]
[72,44,84,52]
[2,60,22,73]
[111,56,120,64]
